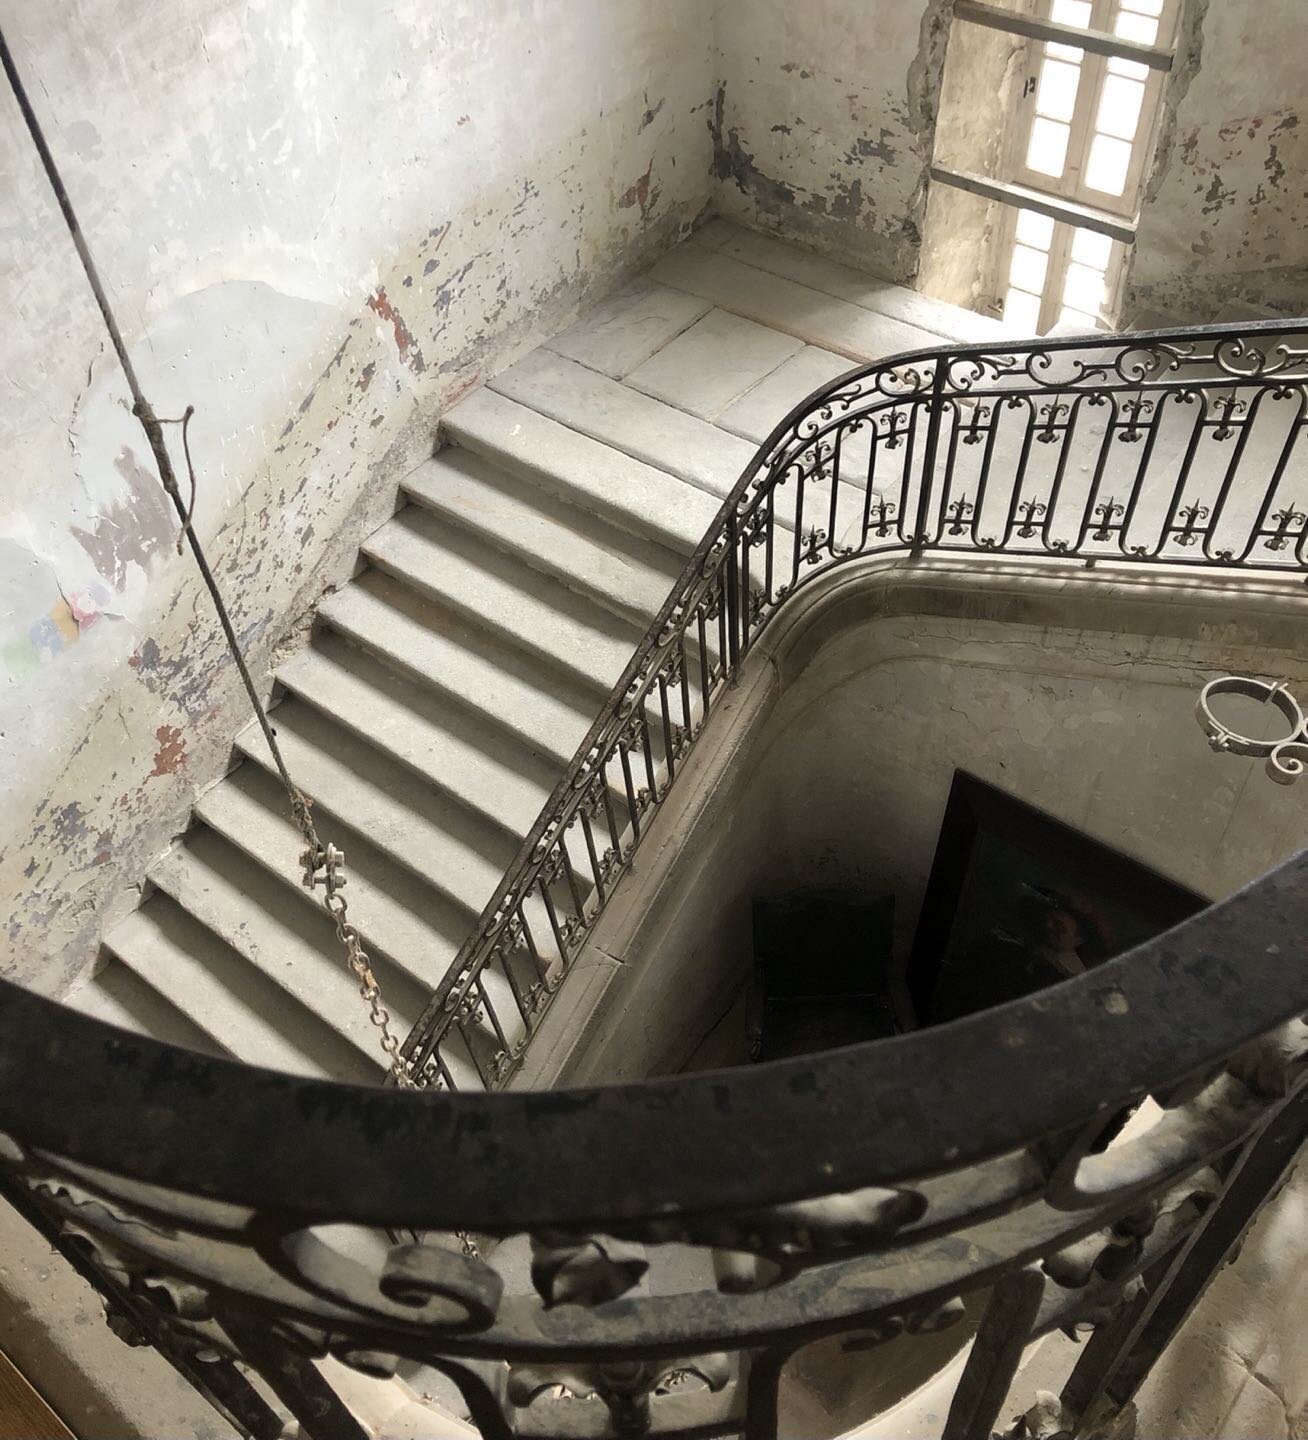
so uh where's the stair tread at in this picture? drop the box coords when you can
[277,633,555,837]
[717,345,855,444]
[148,836,406,1071]
[64,960,223,1057]
[403,449,681,623]
[489,349,757,501]
[103,899,360,1079]
[650,244,946,363]
[624,307,804,420]
[195,762,472,994]
[362,507,643,694]
[235,698,516,921]
[441,389,721,556]
[544,278,712,378]
[693,219,1013,345]
[318,574,598,768]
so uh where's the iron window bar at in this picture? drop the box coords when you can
[952,0,1174,70]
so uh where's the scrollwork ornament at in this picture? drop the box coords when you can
[1195,675,1308,785]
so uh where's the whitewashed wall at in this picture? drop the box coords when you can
[709,0,949,285]
[0,0,715,991]
[1128,0,1308,321]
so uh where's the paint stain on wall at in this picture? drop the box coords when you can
[149,723,187,777]
[367,287,426,373]
[70,446,176,590]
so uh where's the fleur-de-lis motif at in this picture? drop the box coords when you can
[1266,508,1307,551]
[945,496,974,536]
[1092,498,1124,541]
[1174,503,1210,546]
[1036,400,1070,442]
[883,410,911,450]
[802,526,828,564]
[869,498,897,537]
[1016,498,1047,537]
[1211,392,1248,440]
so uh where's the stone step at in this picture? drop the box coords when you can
[362,506,644,698]
[717,345,854,444]
[195,761,472,994]
[490,348,756,500]
[318,573,599,770]
[234,697,518,929]
[623,306,804,421]
[544,278,712,378]
[441,388,721,557]
[148,833,422,1075]
[276,632,556,838]
[64,958,224,1058]
[191,770,491,1093]
[402,449,682,625]
[103,898,364,1079]
[650,244,946,363]
[692,219,1012,345]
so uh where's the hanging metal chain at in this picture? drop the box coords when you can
[0,28,415,1088]
[301,840,413,1083]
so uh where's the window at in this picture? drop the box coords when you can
[996,0,1180,333]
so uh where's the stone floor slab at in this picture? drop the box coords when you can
[718,344,854,443]
[545,279,710,378]
[625,307,803,419]
[651,244,944,362]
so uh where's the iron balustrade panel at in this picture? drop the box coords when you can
[0,865,1304,1438]
[400,322,1308,1091]
[5,321,1306,1440]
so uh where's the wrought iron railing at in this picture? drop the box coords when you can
[2,854,1305,1439]
[402,322,1308,1090]
[3,321,1306,1440]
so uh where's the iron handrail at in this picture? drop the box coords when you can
[4,321,1306,1440]
[400,319,1308,1087]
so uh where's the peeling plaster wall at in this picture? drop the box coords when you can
[0,0,715,993]
[1128,0,1308,322]
[708,0,950,285]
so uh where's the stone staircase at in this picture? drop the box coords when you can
[66,219,1009,1086]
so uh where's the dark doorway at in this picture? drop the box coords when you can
[748,891,897,1061]
[908,772,1208,1025]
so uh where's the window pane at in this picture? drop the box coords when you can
[1050,0,1092,25]
[1096,74,1145,140]
[1121,0,1164,15]
[1084,133,1132,194]
[1046,39,1086,61]
[1015,209,1055,249]
[1070,228,1113,268]
[1059,306,1103,331]
[1115,10,1159,43]
[1027,117,1071,177]
[1064,261,1106,313]
[1005,288,1043,332]
[1108,56,1150,82]
[1010,244,1049,293]
[1036,58,1081,123]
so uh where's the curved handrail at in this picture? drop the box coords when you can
[5,322,1307,1440]
[399,319,1308,1086]
[1,846,1304,1227]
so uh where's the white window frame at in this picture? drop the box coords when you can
[968,0,1182,333]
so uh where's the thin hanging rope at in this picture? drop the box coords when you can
[0,26,305,817]
[1,26,416,1085]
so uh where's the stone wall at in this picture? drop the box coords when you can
[548,562,1308,1085]
[0,0,715,993]
[1127,0,1308,322]
[709,0,951,286]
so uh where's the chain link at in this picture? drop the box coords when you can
[300,824,480,1258]
[300,829,413,1086]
